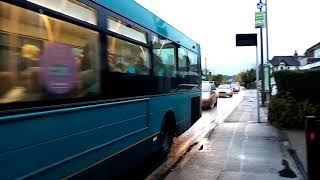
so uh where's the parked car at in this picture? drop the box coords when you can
[201,81,216,90]
[230,82,240,93]
[201,82,218,109]
[202,80,216,86]
[216,84,233,98]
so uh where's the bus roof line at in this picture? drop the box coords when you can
[93,0,200,53]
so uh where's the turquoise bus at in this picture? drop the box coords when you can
[0,0,201,179]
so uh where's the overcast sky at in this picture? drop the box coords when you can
[134,0,320,75]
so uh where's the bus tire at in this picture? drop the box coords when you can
[160,117,175,156]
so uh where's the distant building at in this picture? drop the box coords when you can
[270,51,302,71]
[300,42,320,70]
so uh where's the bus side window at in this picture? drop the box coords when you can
[0,1,100,104]
[152,35,176,77]
[188,51,199,76]
[106,16,150,76]
[178,47,188,80]
[107,36,150,75]
[188,51,200,84]
[153,54,165,76]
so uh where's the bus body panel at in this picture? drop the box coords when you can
[0,99,149,179]
[0,92,199,179]
[0,0,202,179]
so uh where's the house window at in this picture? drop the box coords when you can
[315,49,320,58]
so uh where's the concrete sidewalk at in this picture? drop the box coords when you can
[164,90,302,180]
[284,129,307,176]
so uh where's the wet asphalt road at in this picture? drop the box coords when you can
[170,90,244,159]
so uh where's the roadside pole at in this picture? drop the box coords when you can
[265,0,271,101]
[258,0,266,105]
[255,1,266,122]
[235,34,260,123]
[205,57,208,78]
[256,46,261,123]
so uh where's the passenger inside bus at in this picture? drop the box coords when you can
[127,56,148,75]
[135,56,149,75]
[166,55,176,77]
[126,59,136,74]
[0,2,100,104]
[18,44,42,93]
[78,41,99,95]
[178,55,189,78]
[153,54,166,76]
[18,44,40,71]
[108,54,124,73]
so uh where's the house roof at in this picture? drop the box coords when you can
[270,56,300,66]
[305,42,320,55]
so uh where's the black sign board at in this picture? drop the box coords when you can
[236,34,257,46]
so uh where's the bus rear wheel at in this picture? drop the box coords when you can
[160,119,175,156]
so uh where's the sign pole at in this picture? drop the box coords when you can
[265,0,271,100]
[256,46,261,123]
[259,0,266,105]
[235,33,259,123]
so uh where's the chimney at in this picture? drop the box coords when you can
[294,50,299,60]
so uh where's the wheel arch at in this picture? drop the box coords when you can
[161,110,177,137]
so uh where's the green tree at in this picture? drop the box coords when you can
[238,68,256,88]
[235,73,243,84]
[212,74,227,86]
[207,71,213,81]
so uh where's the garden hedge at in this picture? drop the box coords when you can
[274,70,320,104]
[269,70,320,128]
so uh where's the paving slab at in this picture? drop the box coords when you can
[285,130,307,172]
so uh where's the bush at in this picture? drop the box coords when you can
[274,70,320,104]
[269,70,320,128]
[268,93,318,128]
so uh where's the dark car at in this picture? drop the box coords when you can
[201,82,218,109]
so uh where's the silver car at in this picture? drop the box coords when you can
[216,84,233,98]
